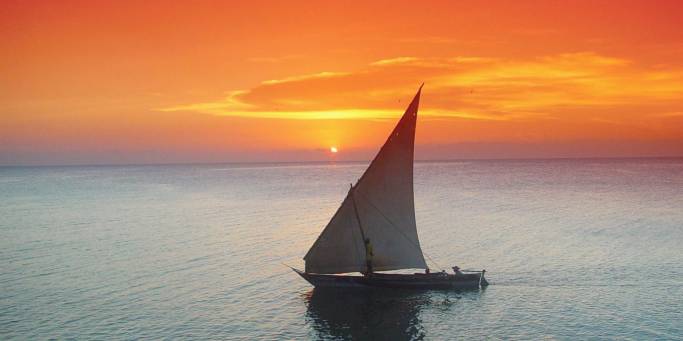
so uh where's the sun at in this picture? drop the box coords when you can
[330,146,338,153]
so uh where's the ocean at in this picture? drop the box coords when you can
[1,158,682,340]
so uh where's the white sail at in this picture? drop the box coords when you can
[304,86,427,274]
[303,191,367,274]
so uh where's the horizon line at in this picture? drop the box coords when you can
[1,155,682,168]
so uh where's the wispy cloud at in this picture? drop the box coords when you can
[261,71,348,85]
[370,57,420,66]
[159,52,683,123]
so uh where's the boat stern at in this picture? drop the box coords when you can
[479,270,489,287]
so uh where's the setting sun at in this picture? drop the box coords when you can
[330,147,338,153]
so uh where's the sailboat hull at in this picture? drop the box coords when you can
[293,268,488,290]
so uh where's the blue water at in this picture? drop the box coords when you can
[1,159,682,340]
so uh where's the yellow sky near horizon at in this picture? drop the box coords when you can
[1,1,682,164]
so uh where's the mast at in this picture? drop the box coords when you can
[349,184,368,245]
[350,184,370,273]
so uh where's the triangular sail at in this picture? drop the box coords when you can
[304,86,427,274]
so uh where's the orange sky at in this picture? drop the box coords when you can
[1,0,682,165]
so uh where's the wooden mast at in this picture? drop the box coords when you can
[349,184,371,273]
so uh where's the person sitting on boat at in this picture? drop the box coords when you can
[452,265,463,276]
[364,238,374,274]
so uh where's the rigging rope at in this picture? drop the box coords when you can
[356,192,446,271]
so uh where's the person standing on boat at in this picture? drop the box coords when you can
[364,238,374,274]
[452,265,463,276]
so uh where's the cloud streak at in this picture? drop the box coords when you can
[160,52,683,125]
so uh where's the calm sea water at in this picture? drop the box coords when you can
[1,159,682,340]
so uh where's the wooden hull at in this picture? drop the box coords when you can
[293,268,488,290]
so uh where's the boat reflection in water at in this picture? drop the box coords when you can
[304,288,430,340]
[304,287,489,339]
